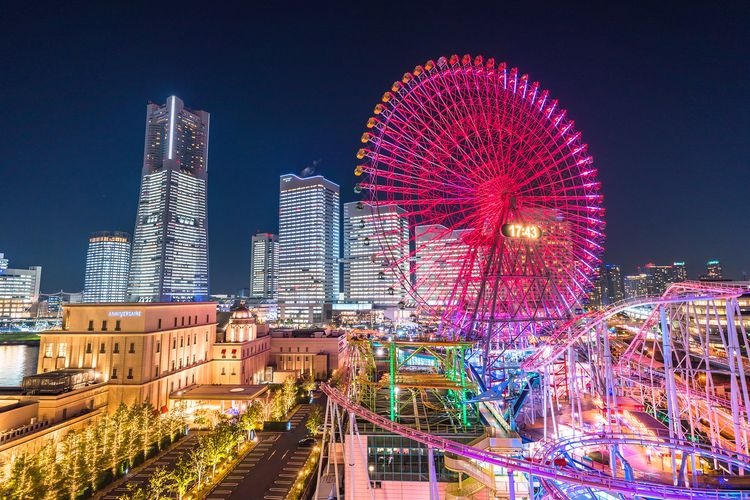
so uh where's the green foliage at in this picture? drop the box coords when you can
[301,372,316,394]
[305,406,323,436]
[0,402,187,500]
[168,455,196,500]
[282,377,298,415]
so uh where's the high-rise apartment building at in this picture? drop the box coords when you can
[415,225,470,306]
[644,263,673,296]
[703,260,723,280]
[624,274,649,299]
[672,261,688,282]
[343,202,409,306]
[83,231,131,303]
[128,96,210,303]
[0,253,42,318]
[278,174,340,325]
[250,233,279,300]
[600,264,624,305]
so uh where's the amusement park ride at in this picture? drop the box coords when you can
[315,54,750,499]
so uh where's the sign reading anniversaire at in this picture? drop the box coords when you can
[108,311,142,317]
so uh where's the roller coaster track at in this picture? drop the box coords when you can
[321,383,750,499]
[521,281,747,372]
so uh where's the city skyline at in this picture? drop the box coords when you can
[2,3,748,293]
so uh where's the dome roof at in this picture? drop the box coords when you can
[231,304,251,319]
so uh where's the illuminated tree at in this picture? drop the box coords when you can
[305,406,323,436]
[146,466,171,499]
[2,453,43,499]
[188,445,209,487]
[281,377,298,416]
[301,372,316,395]
[239,402,263,440]
[168,455,196,500]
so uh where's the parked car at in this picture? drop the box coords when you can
[298,437,316,448]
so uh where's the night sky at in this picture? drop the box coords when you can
[1,2,748,294]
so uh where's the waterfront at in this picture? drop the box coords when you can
[0,344,39,386]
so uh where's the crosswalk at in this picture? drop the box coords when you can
[208,405,315,500]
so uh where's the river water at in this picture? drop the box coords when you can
[0,344,39,386]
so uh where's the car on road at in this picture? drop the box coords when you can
[298,437,316,448]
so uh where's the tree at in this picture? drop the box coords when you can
[168,455,196,500]
[301,372,316,395]
[188,445,209,487]
[118,482,147,500]
[59,430,87,500]
[306,406,323,436]
[2,453,43,499]
[146,466,171,500]
[201,433,226,476]
[271,390,285,421]
[257,391,275,422]
[239,402,263,440]
[281,377,298,416]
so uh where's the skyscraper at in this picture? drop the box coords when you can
[343,202,409,306]
[600,264,624,305]
[672,261,688,282]
[250,233,279,300]
[83,231,131,303]
[644,263,673,296]
[278,174,340,324]
[128,96,210,302]
[0,253,42,318]
[702,260,723,280]
[624,274,648,299]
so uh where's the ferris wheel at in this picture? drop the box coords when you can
[354,54,604,379]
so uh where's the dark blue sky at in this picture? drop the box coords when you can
[1,2,748,293]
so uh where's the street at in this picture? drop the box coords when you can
[207,396,324,500]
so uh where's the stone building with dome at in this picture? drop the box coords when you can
[211,304,271,385]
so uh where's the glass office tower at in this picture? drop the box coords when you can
[128,96,210,302]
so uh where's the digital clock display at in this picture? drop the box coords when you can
[501,223,541,240]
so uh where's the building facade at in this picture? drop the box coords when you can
[83,231,131,303]
[624,274,649,299]
[128,96,210,303]
[599,264,624,305]
[414,225,469,306]
[268,331,346,380]
[703,260,723,280]
[343,202,409,306]
[212,306,270,385]
[250,233,279,299]
[278,174,340,325]
[0,253,42,318]
[39,302,216,410]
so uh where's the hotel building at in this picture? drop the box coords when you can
[278,174,340,325]
[83,231,131,303]
[128,96,210,303]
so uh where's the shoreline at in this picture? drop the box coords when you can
[0,340,40,346]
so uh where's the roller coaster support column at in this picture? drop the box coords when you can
[726,298,750,457]
[660,305,679,486]
[602,322,618,478]
[508,470,516,500]
[389,341,397,421]
[427,446,440,500]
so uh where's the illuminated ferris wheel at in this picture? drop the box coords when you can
[354,54,604,381]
